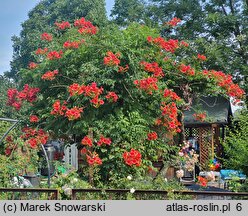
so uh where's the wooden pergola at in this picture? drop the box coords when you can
[184,96,232,170]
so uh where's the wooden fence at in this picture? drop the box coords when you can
[1,188,248,200]
[71,188,248,200]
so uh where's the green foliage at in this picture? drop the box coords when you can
[8,0,108,79]
[222,110,248,175]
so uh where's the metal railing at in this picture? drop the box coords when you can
[0,188,59,200]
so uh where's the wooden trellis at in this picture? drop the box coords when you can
[185,126,214,170]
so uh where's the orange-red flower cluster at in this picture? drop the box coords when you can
[41,32,53,41]
[41,70,59,80]
[166,17,181,27]
[140,61,164,78]
[21,127,49,149]
[63,40,81,49]
[68,82,104,107]
[193,112,207,122]
[147,36,179,53]
[104,51,121,66]
[47,50,63,60]
[123,149,142,167]
[51,101,83,120]
[7,85,40,111]
[97,135,111,146]
[134,77,158,94]
[68,83,85,96]
[74,17,98,35]
[35,48,48,55]
[81,136,93,147]
[55,21,70,30]
[197,176,208,187]
[202,70,245,102]
[163,89,181,101]
[197,54,207,61]
[65,107,83,121]
[156,102,181,133]
[105,91,118,102]
[28,62,38,69]
[50,100,68,116]
[84,82,104,108]
[118,65,129,73]
[30,115,39,123]
[86,152,102,166]
[147,132,158,141]
[179,64,195,76]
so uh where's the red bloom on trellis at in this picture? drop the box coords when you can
[140,61,164,78]
[68,83,85,96]
[41,70,59,81]
[51,100,68,116]
[74,17,98,35]
[97,135,111,146]
[163,89,181,101]
[166,17,181,27]
[147,132,158,141]
[81,136,93,147]
[30,115,39,123]
[202,70,245,102]
[134,77,158,94]
[55,21,71,30]
[193,112,207,122]
[157,102,181,133]
[104,51,121,66]
[21,127,48,148]
[123,149,142,167]
[179,64,195,76]
[63,41,81,49]
[65,107,83,121]
[86,152,102,166]
[35,48,48,55]
[147,36,179,53]
[47,50,63,60]
[28,62,38,69]
[7,85,40,111]
[17,84,40,103]
[84,82,104,98]
[41,32,53,41]
[28,138,38,149]
[197,54,207,61]
[105,92,118,102]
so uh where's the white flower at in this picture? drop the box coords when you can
[176,169,184,178]
[64,188,72,196]
[127,175,132,181]
[164,178,168,182]
[130,188,135,193]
